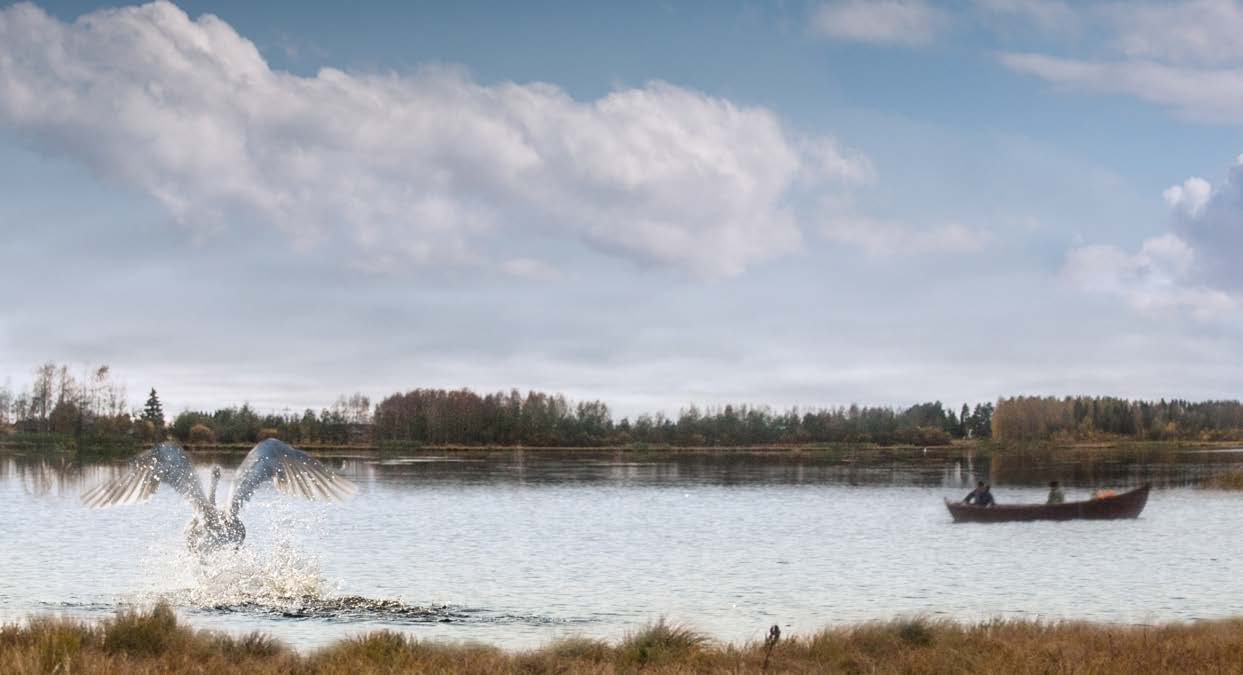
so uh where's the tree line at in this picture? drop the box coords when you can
[0,362,374,448]
[168,393,373,445]
[370,389,993,447]
[1,362,994,448]
[0,363,141,444]
[992,396,1243,442]
[10,362,1243,448]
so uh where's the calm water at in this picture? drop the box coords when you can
[3,447,1243,650]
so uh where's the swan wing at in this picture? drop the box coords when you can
[82,442,209,511]
[227,439,357,517]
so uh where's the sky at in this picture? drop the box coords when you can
[2,0,1243,418]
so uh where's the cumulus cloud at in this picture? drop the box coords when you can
[1163,176,1212,218]
[822,215,989,256]
[1002,1,1243,305]
[1064,155,1243,318]
[810,0,947,46]
[0,2,873,278]
[1163,156,1243,289]
[1063,235,1235,318]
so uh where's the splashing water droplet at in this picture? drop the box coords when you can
[181,543,329,608]
[133,496,336,613]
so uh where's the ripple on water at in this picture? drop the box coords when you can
[15,452,1243,651]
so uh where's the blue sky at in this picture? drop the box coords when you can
[2,0,1243,417]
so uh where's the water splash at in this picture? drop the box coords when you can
[127,496,337,612]
[134,543,574,626]
[179,543,331,608]
[155,544,476,624]
[112,497,579,628]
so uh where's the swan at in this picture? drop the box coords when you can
[82,438,357,555]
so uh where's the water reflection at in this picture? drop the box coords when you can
[0,453,82,498]
[7,445,1243,496]
[337,447,1243,489]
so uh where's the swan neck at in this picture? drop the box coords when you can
[207,471,219,507]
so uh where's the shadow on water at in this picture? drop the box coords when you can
[192,597,581,627]
[42,597,582,628]
[210,596,467,622]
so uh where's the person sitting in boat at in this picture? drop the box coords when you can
[1046,481,1065,504]
[963,481,995,506]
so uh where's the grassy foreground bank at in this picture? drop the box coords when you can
[7,605,1243,674]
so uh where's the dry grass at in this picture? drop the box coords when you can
[7,605,1243,673]
[0,604,300,674]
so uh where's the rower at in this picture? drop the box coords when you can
[1046,481,1065,504]
[963,481,995,506]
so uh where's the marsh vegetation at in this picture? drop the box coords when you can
[9,605,1243,674]
[1201,468,1243,489]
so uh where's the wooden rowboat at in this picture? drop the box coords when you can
[945,484,1151,523]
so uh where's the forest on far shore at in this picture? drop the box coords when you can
[2,362,1242,450]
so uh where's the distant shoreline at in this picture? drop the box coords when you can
[3,436,1242,457]
[190,438,1243,457]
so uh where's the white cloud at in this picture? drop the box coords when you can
[1063,234,1235,319]
[1064,153,1243,318]
[1163,157,1243,289]
[1163,176,1212,217]
[1063,153,1243,318]
[1000,52,1243,124]
[1107,0,1243,66]
[822,215,989,256]
[972,0,1077,34]
[0,2,874,278]
[500,258,561,282]
[810,0,947,46]
[799,137,876,185]
[997,1,1243,124]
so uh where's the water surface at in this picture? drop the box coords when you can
[2,448,1243,650]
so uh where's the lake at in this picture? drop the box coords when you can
[2,447,1243,650]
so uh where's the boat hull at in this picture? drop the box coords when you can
[945,484,1150,523]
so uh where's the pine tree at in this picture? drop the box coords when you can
[142,388,165,433]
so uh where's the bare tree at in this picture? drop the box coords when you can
[0,378,12,426]
[30,363,55,431]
